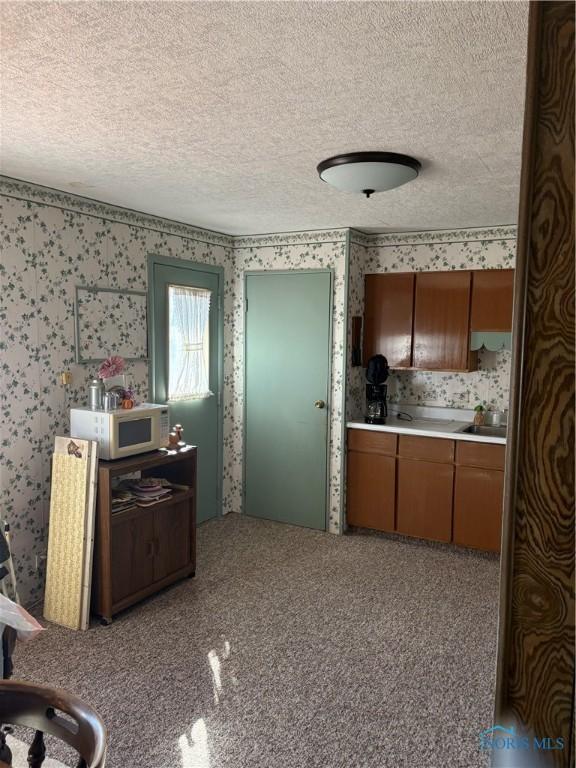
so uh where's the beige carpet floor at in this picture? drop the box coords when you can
[12,514,499,768]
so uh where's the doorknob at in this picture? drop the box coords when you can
[314,400,326,409]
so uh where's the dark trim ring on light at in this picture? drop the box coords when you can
[317,151,422,198]
[317,151,421,175]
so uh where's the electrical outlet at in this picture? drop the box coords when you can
[34,552,47,572]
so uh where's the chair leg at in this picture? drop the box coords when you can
[0,727,13,765]
[27,730,46,767]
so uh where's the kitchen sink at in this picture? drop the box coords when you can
[460,424,507,438]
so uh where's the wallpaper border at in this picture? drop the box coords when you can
[349,229,373,246]
[366,225,517,247]
[233,229,349,247]
[0,176,235,248]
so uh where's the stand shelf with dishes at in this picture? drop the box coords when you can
[92,448,197,624]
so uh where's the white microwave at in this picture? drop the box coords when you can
[70,403,170,460]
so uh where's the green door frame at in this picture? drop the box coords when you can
[147,253,225,517]
[243,268,334,532]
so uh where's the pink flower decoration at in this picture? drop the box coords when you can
[97,355,125,380]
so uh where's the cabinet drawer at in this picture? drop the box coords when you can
[398,435,454,463]
[456,441,505,470]
[347,429,397,456]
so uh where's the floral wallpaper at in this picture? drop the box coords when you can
[346,227,517,420]
[346,238,365,423]
[76,288,148,361]
[1,181,232,604]
[0,177,348,603]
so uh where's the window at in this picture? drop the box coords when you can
[168,285,212,401]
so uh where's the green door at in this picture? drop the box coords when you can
[150,259,222,524]
[244,271,332,530]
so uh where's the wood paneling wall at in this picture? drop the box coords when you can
[495,3,575,766]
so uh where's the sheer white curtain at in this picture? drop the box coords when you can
[168,285,212,401]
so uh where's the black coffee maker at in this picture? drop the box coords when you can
[365,354,389,425]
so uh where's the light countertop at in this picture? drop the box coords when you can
[346,418,506,445]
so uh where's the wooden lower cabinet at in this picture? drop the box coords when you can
[111,508,155,605]
[109,500,193,614]
[453,466,504,552]
[94,449,197,623]
[346,429,505,552]
[347,451,396,532]
[396,458,454,542]
[153,502,192,582]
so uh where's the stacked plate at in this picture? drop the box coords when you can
[128,478,172,507]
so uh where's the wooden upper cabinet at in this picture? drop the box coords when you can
[470,269,515,331]
[412,271,476,371]
[363,273,415,367]
[363,269,511,371]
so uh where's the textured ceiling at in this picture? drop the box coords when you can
[0,1,529,235]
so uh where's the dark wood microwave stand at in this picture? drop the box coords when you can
[92,448,197,624]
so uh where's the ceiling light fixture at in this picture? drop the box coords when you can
[317,151,421,198]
